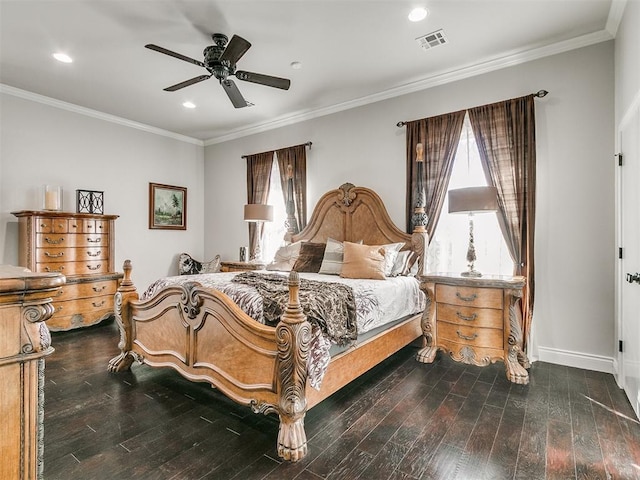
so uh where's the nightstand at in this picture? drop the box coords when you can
[417,273,529,384]
[220,261,267,272]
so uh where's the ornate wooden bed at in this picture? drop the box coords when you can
[108,183,430,462]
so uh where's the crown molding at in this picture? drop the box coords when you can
[0,84,204,146]
[606,0,627,37]
[204,29,613,145]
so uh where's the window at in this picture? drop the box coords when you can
[427,114,514,275]
[262,159,287,262]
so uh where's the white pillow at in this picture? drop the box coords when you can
[266,241,303,271]
[381,242,404,276]
[390,250,418,276]
[318,238,346,275]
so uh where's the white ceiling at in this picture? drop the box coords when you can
[0,1,618,144]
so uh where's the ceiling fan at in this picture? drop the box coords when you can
[145,33,291,108]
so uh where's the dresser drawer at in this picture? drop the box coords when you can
[435,284,502,309]
[53,279,118,301]
[439,339,505,365]
[48,295,114,331]
[36,233,108,248]
[36,217,68,233]
[36,260,109,275]
[436,303,503,329]
[438,321,503,350]
[36,246,108,263]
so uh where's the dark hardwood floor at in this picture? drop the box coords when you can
[44,321,640,480]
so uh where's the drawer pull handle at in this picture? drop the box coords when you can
[44,237,64,245]
[45,251,64,258]
[87,238,102,243]
[455,292,477,302]
[456,312,477,322]
[456,330,478,341]
[54,306,63,313]
[87,264,102,271]
[92,285,106,293]
[92,300,106,308]
[44,266,64,273]
[56,289,64,296]
[87,251,101,257]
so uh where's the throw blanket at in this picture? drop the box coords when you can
[231,272,357,346]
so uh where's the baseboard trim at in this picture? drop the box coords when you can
[537,346,615,374]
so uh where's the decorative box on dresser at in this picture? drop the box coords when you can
[220,261,267,272]
[0,265,64,479]
[416,273,530,384]
[11,211,123,331]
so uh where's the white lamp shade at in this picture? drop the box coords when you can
[448,186,498,214]
[244,204,274,222]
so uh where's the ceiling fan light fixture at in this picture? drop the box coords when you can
[290,61,302,70]
[182,101,196,109]
[408,7,428,22]
[52,52,73,63]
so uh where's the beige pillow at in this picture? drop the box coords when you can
[340,242,386,280]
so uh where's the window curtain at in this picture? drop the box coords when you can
[468,94,536,351]
[276,144,308,234]
[246,151,275,259]
[405,110,466,236]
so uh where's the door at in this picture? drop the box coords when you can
[619,104,640,418]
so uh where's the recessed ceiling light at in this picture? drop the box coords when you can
[52,52,73,63]
[182,101,196,109]
[408,7,428,22]
[290,61,302,70]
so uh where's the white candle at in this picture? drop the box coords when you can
[44,186,61,210]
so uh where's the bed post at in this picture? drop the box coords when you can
[108,260,140,372]
[410,142,438,363]
[276,271,312,462]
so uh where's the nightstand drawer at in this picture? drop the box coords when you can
[436,284,502,309]
[438,322,503,350]
[436,303,503,329]
[439,339,504,365]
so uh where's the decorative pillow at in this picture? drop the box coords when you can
[292,242,326,273]
[318,238,363,275]
[179,253,221,275]
[266,241,303,271]
[390,250,418,276]
[381,242,405,276]
[340,242,386,280]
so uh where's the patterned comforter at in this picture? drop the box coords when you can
[142,271,425,389]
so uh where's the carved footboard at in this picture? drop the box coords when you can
[108,261,311,461]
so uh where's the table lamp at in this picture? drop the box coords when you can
[244,203,274,261]
[448,186,498,277]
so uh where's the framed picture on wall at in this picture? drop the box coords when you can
[149,183,187,230]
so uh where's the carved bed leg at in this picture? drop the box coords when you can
[108,260,140,373]
[416,280,438,363]
[276,271,312,462]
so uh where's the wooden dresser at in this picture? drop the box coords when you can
[11,211,122,331]
[0,265,64,479]
[416,273,530,384]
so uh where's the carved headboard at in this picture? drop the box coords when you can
[291,183,428,275]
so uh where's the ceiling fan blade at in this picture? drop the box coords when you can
[235,70,291,90]
[145,44,205,67]
[164,74,212,91]
[219,35,251,65]
[221,79,248,108]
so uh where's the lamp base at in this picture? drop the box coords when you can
[461,269,482,278]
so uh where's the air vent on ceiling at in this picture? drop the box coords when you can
[416,29,448,51]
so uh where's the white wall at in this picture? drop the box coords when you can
[204,42,616,367]
[0,93,205,291]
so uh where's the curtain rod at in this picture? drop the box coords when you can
[241,141,312,159]
[396,90,549,127]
